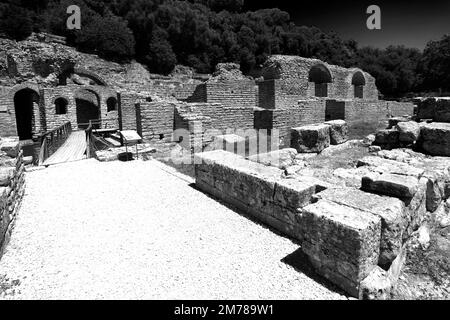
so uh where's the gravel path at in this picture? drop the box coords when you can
[0,159,346,300]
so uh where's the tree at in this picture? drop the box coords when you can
[0,3,33,40]
[419,35,450,93]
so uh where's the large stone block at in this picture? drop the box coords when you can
[0,137,20,158]
[273,178,317,210]
[417,122,450,156]
[324,120,348,145]
[247,148,297,169]
[396,121,420,144]
[362,172,419,200]
[435,99,450,122]
[374,129,399,149]
[417,98,450,122]
[314,187,406,268]
[291,124,330,153]
[300,200,381,297]
[357,156,424,178]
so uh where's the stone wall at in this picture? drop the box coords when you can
[194,149,448,298]
[0,83,119,138]
[0,137,25,258]
[262,55,379,104]
[205,81,257,108]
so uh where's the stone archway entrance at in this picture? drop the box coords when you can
[75,89,100,129]
[14,88,39,140]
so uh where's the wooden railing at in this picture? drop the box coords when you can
[38,121,72,165]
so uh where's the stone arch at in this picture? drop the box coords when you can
[58,67,108,86]
[13,87,40,140]
[351,71,366,98]
[74,88,101,129]
[54,97,69,115]
[308,64,332,97]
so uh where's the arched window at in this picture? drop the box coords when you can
[352,71,366,99]
[55,97,68,115]
[308,64,332,97]
[107,97,117,112]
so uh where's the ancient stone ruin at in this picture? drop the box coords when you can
[0,34,448,299]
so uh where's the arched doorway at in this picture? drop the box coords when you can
[352,71,366,98]
[75,89,100,129]
[14,88,39,140]
[309,64,332,97]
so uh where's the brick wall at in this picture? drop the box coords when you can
[205,81,257,108]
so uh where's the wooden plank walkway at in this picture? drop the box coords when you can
[43,131,87,166]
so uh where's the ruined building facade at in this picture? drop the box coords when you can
[0,50,415,149]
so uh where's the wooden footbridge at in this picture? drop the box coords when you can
[36,121,117,166]
[42,131,87,166]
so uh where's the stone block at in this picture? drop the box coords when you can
[359,266,392,300]
[417,122,450,156]
[417,98,436,120]
[357,156,424,178]
[405,177,427,236]
[314,187,406,268]
[291,124,330,153]
[0,137,20,158]
[324,120,348,145]
[388,117,408,129]
[299,200,381,297]
[362,172,419,200]
[396,121,420,144]
[248,148,297,169]
[273,178,317,210]
[0,167,16,187]
[435,99,450,122]
[374,129,399,149]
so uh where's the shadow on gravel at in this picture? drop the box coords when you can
[282,249,347,296]
[189,183,347,297]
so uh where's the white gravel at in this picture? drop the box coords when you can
[0,159,346,300]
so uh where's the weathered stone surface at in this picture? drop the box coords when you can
[0,167,16,187]
[362,172,419,199]
[404,177,428,236]
[332,167,372,188]
[314,187,406,268]
[23,156,33,165]
[417,122,450,156]
[417,98,450,122]
[300,199,381,297]
[248,148,297,169]
[417,98,437,120]
[273,178,317,210]
[359,266,392,300]
[374,129,399,149]
[357,156,424,178]
[388,117,408,129]
[362,134,375,146]
[324,120,348,145]
[368,145,381,153]
[0,137,20,158]
[396,121,420,144]
[291,124,330,153]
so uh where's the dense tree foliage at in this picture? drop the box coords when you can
[0,0,448,97]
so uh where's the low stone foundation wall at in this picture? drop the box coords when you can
[194,149,447,298]
[0,137,25,258]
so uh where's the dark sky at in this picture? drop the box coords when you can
[244,0,450,49]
